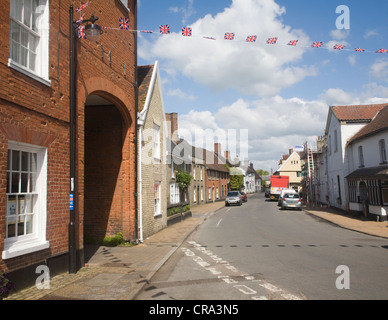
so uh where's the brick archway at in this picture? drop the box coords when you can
[77,77,136,251]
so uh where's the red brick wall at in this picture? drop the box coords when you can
[0,0,137,274]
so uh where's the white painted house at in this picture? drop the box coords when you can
[324,103,387,213]
[345,105,388,221]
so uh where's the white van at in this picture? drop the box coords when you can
[277,189,297,206]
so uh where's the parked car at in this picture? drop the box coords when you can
[225,191,242,206]
[280,193,302,211]
[240,191,247,202]
[264,188,270,198]
[277,189,297,206]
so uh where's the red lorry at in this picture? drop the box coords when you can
[269,175,290,201]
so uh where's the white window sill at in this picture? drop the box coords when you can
[8,59,51,87]
[2,240,50,260]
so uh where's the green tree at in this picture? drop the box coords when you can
[229,174,244,191]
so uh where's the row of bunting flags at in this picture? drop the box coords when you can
[74,1,388,54]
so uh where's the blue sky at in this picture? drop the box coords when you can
[137,0,388,172]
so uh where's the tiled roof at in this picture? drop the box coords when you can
[331,103,387,122]
[347,105,388,145]
[137,65,155,113]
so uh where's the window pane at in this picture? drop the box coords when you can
[26,214,33,234]
[6,172,11,193]
[11,21,20,43]
[21,173,29,192]
[11,40,20,62]
[29,52,36,71]
[11,172,20,193]
[12,0,23,21]
[21,151,29,171]
[20,46,28,67]
[12,150,20,171]
[20,28,29,47]
[24,1,32,27]
[30,153,37,172]
[32,0,40,32]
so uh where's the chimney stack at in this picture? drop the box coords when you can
[166,112,179,143]
[214,143,221,155]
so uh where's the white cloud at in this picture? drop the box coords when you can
[148,0,314,97]
[348,55,357,66]
[176,85,388,172]
[167,88,197,101]
[364,29,379,39]
[370,58,388,81]
[330,29,350,40]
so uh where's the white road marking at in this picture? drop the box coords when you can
[182,241,304,300]
[234,285,257,295]
[216,218,223,228]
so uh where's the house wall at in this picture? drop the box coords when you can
[140,73,167,239]
[0,0,137,279]
[347,131,388,171]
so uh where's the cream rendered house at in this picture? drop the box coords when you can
[137,61,168,241]
[276,151,303,192]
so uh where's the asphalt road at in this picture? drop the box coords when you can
[136,193,388,300]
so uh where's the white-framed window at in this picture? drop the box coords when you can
[216,187,219,199]
[3,141,49,260]
[193,188,196,202]
[379,139,387,164]
[154,182,161,216]
[358,146,364,167]
[170,183,180,204]
[153,124,160,161]
[200,168,203,181]
[9,0,50,86]
[201,187,203,201]
[208,187,211,200]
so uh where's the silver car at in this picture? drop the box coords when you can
[280,193,302,210]
[225,191,242,206]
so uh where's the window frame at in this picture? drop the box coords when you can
[154,181,161,216]
[8,0,51,86]
[3,141,49,260]
[379,139,387,164]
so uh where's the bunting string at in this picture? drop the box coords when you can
[74,2,388,54]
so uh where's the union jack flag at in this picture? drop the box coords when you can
[75,1,89,13]
[354,48,365,52]
[78,26,86,39]
[141,30,153,34]
[203,36,216,40]
[119,17,129,30]
[76,13,85,25]
[287,40,298,46]
[224,32,235,40]
[333,44,345,50]
[246,35,257,43]
[312,41,323,48]
[376,48,388,53]
[182,27,192,37]
[266,37,278,44]
[160,25,170,34]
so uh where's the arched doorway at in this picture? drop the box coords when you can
[84,94,126,243]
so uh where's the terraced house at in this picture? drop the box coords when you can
[0,0,138,287]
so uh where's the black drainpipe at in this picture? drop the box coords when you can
[134,0,139,243]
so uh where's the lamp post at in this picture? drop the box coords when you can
[69,5,102,274]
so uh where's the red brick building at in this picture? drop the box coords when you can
[204,143,230,203]
[0,0,138,286]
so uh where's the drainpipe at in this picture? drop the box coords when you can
[138,126,143,242]
[134,0,139,243]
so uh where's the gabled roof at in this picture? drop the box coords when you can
[277,151,301,173]
[138,64,155,113]
[325,103,388,135]
[332,103,387,122]
[347,105,388,146]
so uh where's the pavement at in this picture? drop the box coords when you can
[4,195,388,300]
